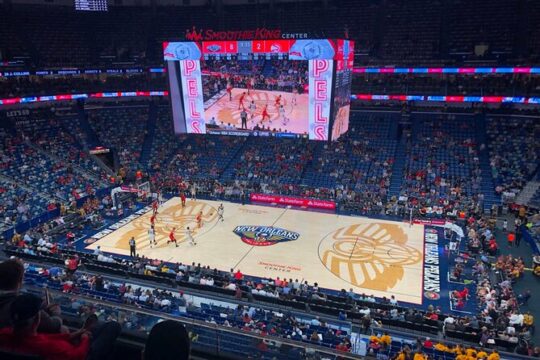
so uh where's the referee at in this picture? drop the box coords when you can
[240,109,248,129]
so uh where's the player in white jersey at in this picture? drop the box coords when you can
[217,203,224,222]
[190,184,197,201]
[148,226,156,247]
[292,88,298,106]
[249,101,257,119]
[279,105,288,125]
[186,227,196,245]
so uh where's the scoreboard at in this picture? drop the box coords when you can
[164,39,349,62]
[75,0,108,11]
[164,39,354,141]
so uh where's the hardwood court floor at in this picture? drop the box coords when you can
[204,88,309,134]
[87,199,425,304]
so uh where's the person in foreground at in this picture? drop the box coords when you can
[0,293,121,360]
[143,320,191,360]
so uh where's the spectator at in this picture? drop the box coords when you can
[0,259,63,333]
[0,293,90,360]
[143,320,190,360]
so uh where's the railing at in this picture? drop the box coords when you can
[26,285,363,360]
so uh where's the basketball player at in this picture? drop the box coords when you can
[261,105,271,124]
[168,227,178,247]
[226,82,233,101]
[249,100,257,119]
[196,211,203,228]
[279,105,288,125]
[186,227,196,245]
[247,77,255,95]
[148,226,156,247]
[180,192,186,207]
[274,95,282,109]
[150,213,157,227]
[238,92,247,110]
[152,199,159,214]
[217,203,224,222]
[292,87,298,106]
[190,184,197,201]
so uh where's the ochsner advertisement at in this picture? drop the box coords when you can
[308,60,333,141]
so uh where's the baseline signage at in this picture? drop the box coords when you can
[250,193,336,211]
[423,228,441,300]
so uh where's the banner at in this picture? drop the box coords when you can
[179,60,205,134]
[250,193,336,211]
[308,59,333,140]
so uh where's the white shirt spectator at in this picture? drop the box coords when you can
[226,282,236,291]
[509,313,524,326]
[97,254,115,263]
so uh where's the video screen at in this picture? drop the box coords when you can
[164,39,353,141]
[331,40,354,141]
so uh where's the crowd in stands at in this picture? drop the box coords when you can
[2,0,540,67]
[486,116,540,202]
[0,102,538,236]
[391,113,488,220]
[87,106,149,174]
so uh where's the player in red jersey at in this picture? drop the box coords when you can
[226,82,233,101]
[274,95,282,109]
[152,199,158,214]
[261,105,271,124]
[180,192,186,207]
[246,78,253,95]
[150,213,157,226]
[196,211,203,228]
[238,92,247,110]
[167,227,178,247]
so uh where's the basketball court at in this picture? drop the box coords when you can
[204,88,310,133]
[86,198,426,304]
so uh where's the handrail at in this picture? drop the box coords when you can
[26,284,363,359]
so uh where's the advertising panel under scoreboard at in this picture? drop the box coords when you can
[163,39,354,141]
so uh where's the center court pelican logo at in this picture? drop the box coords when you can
[233,226,299,246]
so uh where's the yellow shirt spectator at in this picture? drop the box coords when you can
[477,351,488,359]
[466,348,477,358]
[524,313,534,326]
[413,353,426,360]
[488,351,500,360]
[380,334,391,346]
[435,343,451,352]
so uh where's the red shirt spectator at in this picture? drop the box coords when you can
[424,338,433,348]
[66,232,75,242]
[67,257,79,273]
[0,328,90,360]
[234,270,243,281]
